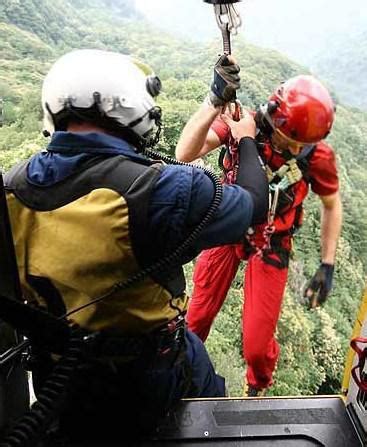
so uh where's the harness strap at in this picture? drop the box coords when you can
[261,248,290,269]
[0,172,70,354]
[268,158,304,191]
[0,173,22,301]
[267,144,315,188]
[247,145,315,257]
[0,295,70,354]
[251,185,279,256]
[350,337,367,393]
[220,101,243,184]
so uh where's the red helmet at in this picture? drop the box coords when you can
[267,75,335,144]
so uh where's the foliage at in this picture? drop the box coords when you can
[0,0,366,398]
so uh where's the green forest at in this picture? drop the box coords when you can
[0,0,366,397]
[314,29,367,111]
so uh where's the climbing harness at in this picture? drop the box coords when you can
[257,158,303,253]
[204,0,242,55]
[246,144,315,258]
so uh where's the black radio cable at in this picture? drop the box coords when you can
[0,326,83,447]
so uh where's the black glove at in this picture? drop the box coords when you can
[209,55,240,107]
[304,263,334,309]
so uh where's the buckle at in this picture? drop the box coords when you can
[156,316,186,359]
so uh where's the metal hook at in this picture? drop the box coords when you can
[204,1,243,55]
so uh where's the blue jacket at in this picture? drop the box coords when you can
[28,131,254,259]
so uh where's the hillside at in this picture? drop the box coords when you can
[0,0,366,397]
[312,30,367,110]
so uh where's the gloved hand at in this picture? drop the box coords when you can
[304,263,334,309]
[208,55,240,108]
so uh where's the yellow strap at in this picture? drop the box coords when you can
[285,159,303,184]
[342,286,367,395]
[268,159,303,190]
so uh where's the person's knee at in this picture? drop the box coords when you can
[244,331,271,365]
[185,330,225,397]
[245,345,266,366]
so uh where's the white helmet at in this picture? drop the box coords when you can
[42,49,162,147]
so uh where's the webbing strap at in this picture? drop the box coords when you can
[0,294,70,352]
[221,101,243,184]
[0,172,70,353]
[267,144,315,188]
[350,337,367,392]
[0,173,22,301]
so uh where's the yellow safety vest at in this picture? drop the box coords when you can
[5,155,189,335]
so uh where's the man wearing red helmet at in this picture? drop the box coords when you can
[176,75,343,396]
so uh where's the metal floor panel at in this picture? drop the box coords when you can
[66,396,363,446]
[136,397,363,446]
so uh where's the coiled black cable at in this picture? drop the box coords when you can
[0,328,83,447]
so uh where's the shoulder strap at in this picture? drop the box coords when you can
[5,155,162,210]
[218,146,227,170]
[0,172,22,302]
[296,144,315,175]
[0,172,70,352]
[296,144,315,160]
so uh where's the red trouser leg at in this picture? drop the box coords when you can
[186,245,241,342]
[243,254,288,390]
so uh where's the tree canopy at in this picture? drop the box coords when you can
[0,0,366,397]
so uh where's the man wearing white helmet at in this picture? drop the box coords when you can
[4,49,268,441]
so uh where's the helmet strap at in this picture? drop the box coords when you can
[255,102,278,139]
[145,122,161,150]
[45,99,161,152]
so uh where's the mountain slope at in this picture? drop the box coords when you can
[312,31,367,110]
[0,0,140,44]
[0,0,366,397]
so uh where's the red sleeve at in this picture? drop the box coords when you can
[211,116,230,144]
[308,142,339,196]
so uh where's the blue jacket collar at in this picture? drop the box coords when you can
[27,132,147,186]
[47,131,139,156]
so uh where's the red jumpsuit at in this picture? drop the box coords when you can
[186,118,339,390]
